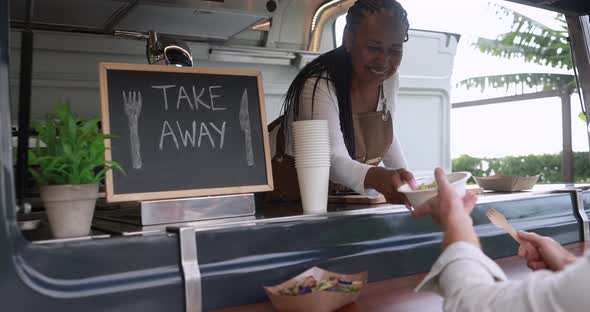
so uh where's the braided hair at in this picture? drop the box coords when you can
[281,0,409,158]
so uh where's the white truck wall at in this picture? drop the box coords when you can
[9,6,458,176]
[7,31,299,124]
[396,31,458,175]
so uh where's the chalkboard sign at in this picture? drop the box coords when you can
[99,63,273,202]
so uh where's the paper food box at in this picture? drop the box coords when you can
[264,267,368,312]
[473,174,540,192]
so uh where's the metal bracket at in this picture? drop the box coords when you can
[554,189,590,241]
[169,226,202,312]
[574,190,590,241]
[140,193,255,225]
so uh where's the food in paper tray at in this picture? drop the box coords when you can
[278,276,363,296]
[264,267,367,312]
[417,181,437,190]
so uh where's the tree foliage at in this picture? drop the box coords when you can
[459,5,574,92]
[453,153,590,183]
[478,8,571,69]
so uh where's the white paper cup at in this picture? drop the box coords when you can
[294,156,330,163]
[294,149,330,156]
[293,134,329,140]
[293,143,330,150]
[293,143,330,149]
[293,136,328,141]
[293,124,329,129]
[292,120,331,165]
[292,120,328,127]
[294,155,330,162]
[292,128,329,134]
[295,163,331,169]
[296,166,330,214]
[295,155,330,161]
[293,121,328,127]
[292,136,329,143]
[295,161,331,168]
[292,132,329,138]
[293,128,328,134]
[294,146,329,150]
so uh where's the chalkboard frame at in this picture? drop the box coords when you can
[99,63,273,202]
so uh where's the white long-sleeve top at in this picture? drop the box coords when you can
[415,242,590,312]
[270,71,407,196]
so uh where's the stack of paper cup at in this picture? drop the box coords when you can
[292,120,330,214]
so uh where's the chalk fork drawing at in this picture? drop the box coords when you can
[123,90,143,169]
[239,88,254,166]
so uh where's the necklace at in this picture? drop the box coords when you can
[380,84,389,121]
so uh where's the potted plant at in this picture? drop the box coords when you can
[29,101,124,238]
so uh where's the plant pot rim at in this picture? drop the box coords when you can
[40,183,99,187]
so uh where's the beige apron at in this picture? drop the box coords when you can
[266,108,392,201]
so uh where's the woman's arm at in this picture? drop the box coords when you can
[297,75,414,202]
[296,76,374,195]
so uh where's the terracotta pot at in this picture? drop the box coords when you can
[40,184,99,238]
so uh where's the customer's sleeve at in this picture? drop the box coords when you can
[416,242,590,312]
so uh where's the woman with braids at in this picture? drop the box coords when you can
[268,0,416,205]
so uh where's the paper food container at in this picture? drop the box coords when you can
[264,267,368,312]
[473,174,540,192]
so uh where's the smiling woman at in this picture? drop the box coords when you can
[267,0,417,204]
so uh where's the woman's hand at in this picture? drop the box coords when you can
[366,167,416,206]
[517,231,577,271]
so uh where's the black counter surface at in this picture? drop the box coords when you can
[4,185,589,311]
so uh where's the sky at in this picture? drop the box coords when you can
[338,0,588,158]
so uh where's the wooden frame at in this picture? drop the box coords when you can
[99,63,273,202]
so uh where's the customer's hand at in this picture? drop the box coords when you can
[517,231,577,272]
[412,168,480,248]
[366,167,416,207]
[411,168,477,225]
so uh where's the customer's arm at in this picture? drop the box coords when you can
[421,246,590,312]
[414,168,590,312]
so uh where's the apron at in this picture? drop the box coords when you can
[266,107,393,201]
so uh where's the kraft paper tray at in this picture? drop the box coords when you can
[473,174,540,192]
[264,267,367,312]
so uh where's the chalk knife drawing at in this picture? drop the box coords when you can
[239,88,254,166]
[123,90,143,169]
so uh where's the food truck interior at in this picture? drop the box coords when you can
[1,0,590,311]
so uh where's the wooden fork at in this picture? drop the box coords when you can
[486,208,519,242]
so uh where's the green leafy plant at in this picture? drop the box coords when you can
[28,101,124,185]
[459,6,575,93]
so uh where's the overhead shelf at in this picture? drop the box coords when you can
[10,0,279,41]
